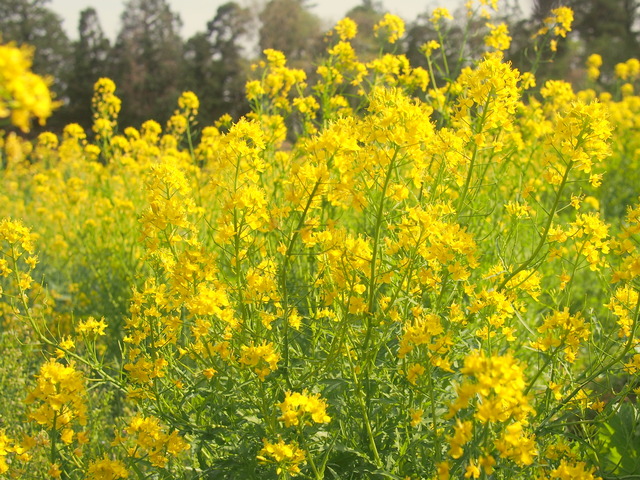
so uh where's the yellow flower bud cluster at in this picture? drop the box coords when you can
[121,415,189,468]
[278,390,331,427]
[0,218,38,303]
[446,352,537,471]
[373,13,405,44]
[0,42,55,132]
[25,359,88,435]
[239,341,280,380]
[85,455,129,480]
[257,438,306,477]
[92,78,121,142]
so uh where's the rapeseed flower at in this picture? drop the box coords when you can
[0,42,55,131]
[374,14,405,44]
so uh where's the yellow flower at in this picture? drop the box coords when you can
[494,421,538,465]
[436,461,451,480]
[449,419,473,459]
[536,7,574,39]
[202,368,217,379]
[257,438,306,477]
[430,7,453,25]
[177,91,199,116]
[448,351,533,423]
[374,13,405,44]
[586,53,602,80]
[334,17,358,41]
[278,390,331,427]
[0,42,55,131]
[484,23,511,51]
[125,415,189,468]
[48,463,62,478]
[550,460,601,480]
[421,40,441,57]
[239,342,280,380]
[92,77,120,124]
[409,408,423,427]
[26,359,88,430]
[86,455,129,480]
[60,428,74,445]
[76,317,108,336]
[464,460,481,478]
[0,430,14,474]
[406,363,425,385]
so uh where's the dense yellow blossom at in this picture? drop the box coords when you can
[334,17,358,41]
[0,41,55,131]
[25,359,87,430]
[484,23,511,51]
[2,6,639,480]
[239,342,280,380]
[258,438,306,477]
[0,430,14,474]
[123,416,189,468]
[278,390,331,427]
[86,456,129,480]
[448,352,533,423]
[374,14,406,44]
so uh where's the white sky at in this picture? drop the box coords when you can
[49,0,533,41]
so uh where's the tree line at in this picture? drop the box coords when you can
[2,0,639,134]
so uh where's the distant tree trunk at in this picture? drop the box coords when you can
[259,0,323,69]
[112,0,184,127]
[63,8,112,129]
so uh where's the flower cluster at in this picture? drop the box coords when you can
[0,41,55,131]
[257,438,306,477]
[278,390,331,428]
[25,359,87,436]
[120,415,189,468]
[2,5,640,480]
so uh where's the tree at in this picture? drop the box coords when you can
[258,0,322,68]
[532,0,563,21]
[183,2,252,122]
[567,0,640,74]
[344,0,385,61]
[62,8,112,129]
[520,0,640,87]
[403,13,438,70]
[0,0,70,78]
[111,0,184,126]
[208,2,253,118]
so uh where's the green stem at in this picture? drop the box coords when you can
[427,365,442,463]
[523,335,569,397]
[346,341,382,467]
[50,410,58,469]
[497,158,574,292]
[10,250,125,390]
[298,429,322,479]
[280,178,323,388]
[456,93,492,219]
[536,291,640,433]
[364,147,398,353]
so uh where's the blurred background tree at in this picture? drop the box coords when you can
[3,0,640,133]
[184,2,253,124]
[61,7,111,129]
[569,0,640,76]
[111,0,184,126]
[258,0,323,69]
[344,0,385,61]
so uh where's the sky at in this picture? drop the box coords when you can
[49,0,533,42]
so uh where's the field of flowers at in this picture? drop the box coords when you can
[1,2,640,479]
